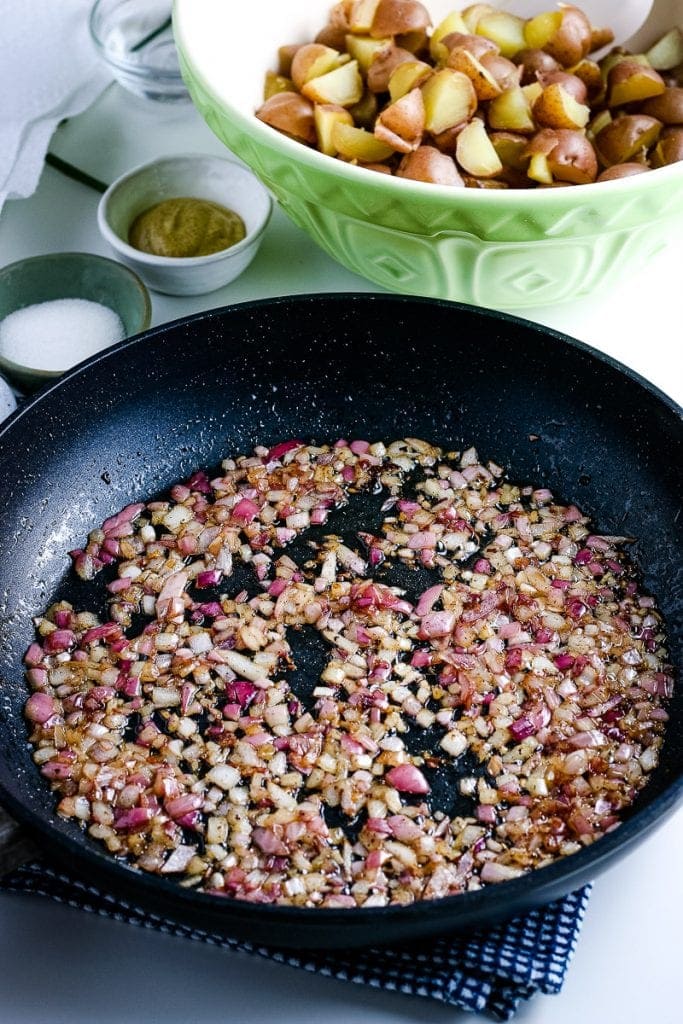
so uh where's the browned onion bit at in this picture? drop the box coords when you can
[25,439,672,907]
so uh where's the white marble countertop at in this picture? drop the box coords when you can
[0,82,681,1024]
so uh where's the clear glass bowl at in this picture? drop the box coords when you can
[90,0,189,103]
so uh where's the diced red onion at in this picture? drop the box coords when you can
[385,764,430,794]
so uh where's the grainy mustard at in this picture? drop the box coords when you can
[128,197,246,257]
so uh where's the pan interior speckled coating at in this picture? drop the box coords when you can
[0,293,681,950]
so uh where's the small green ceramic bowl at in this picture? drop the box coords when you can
[174,0,683,310]
[0,252,151,391]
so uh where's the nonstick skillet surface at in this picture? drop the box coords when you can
[0,294,680,949]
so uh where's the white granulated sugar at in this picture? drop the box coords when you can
[0,375,17,422]
[0,298,125,372]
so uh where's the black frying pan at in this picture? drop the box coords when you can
[0,293,681,949]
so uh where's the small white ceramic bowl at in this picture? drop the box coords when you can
[97,154,272,295]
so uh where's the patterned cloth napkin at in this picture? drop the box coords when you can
[0,857,591,1021]
[0,0,111,214]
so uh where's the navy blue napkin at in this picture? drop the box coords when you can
[0,860,590,1020]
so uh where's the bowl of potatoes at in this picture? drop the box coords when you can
[175,0,683,308]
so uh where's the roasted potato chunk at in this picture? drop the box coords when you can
[606,60,666,108]
[332,121,395,160]
[533,83,590,130]
[525,128,597,184]
[397,144,464,183]
[651,126,683,166]
[370,0,431,38]
[421,68,477,134]
[455,117,503,176]
[256,92,317,145]
[375,87,425,152]
[488,85,535,133]
[594,114,661,166]
[524,6,592,68]
[301,60,363,106]
[640,88,683,126]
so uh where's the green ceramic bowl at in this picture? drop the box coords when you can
[0,252,151,391]
[174,0,683,309]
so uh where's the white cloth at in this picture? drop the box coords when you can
[0,0,112,213]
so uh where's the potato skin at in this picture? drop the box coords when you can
[256,91,317,144]
[442,32,498,60]
[367,45,414,92]
[537,70,587,104]
[544,6,592,67]
[524,6,592,67]
[375,87,425,152]
[371,0,432,39]
[594,115,662,166]
[397,145,464,184]
[640,87,683,125]
[652,126,683,166]
[480,53,521,91]
[597,163,650,182]
[606,60,666,108]
[515,48,560,85]
[526,128,597,184]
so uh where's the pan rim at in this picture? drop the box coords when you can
[1,292,682,436]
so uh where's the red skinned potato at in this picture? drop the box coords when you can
[301,60,363,106]
[345,34,393,73]
[489,130,530,171]
[640,87,683,125]
[594,114,662,166]
[395,29,429,56]
[256,91,317,144]
[429,10,469,63]
[442,31,498,61]
[363,161,394,173]
[479,53,520,91]
[461,4,496,33]
[264,71,295,100]
[314,103,354,155]
[370,0,431,39]
[367,45,415,92]
[597,162,650,181]
[421,68,477,134]
[570,58,604,103]
[332,122,395,161]
[524,6,592,67]
[455,117,503,176]
[388,59,433,101]
[349,89,379,128]
[447,47,503,101]
[515,48,560,85]
[651,126,683,166]
[316,21,351,51]
[532,82,590,129]
[277,45,302,77]
[462,176,508,188]
[487,84,536,132]
[374,87,425,152]
[397,144,464,183]
[589,25,614,53]
[475,11,527,59]
[606,60,666,107]
[537,70,587,103]
[525,127,597,184]
[430,124,461,153]
[349,0,381,33]
[291,44,348,92]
